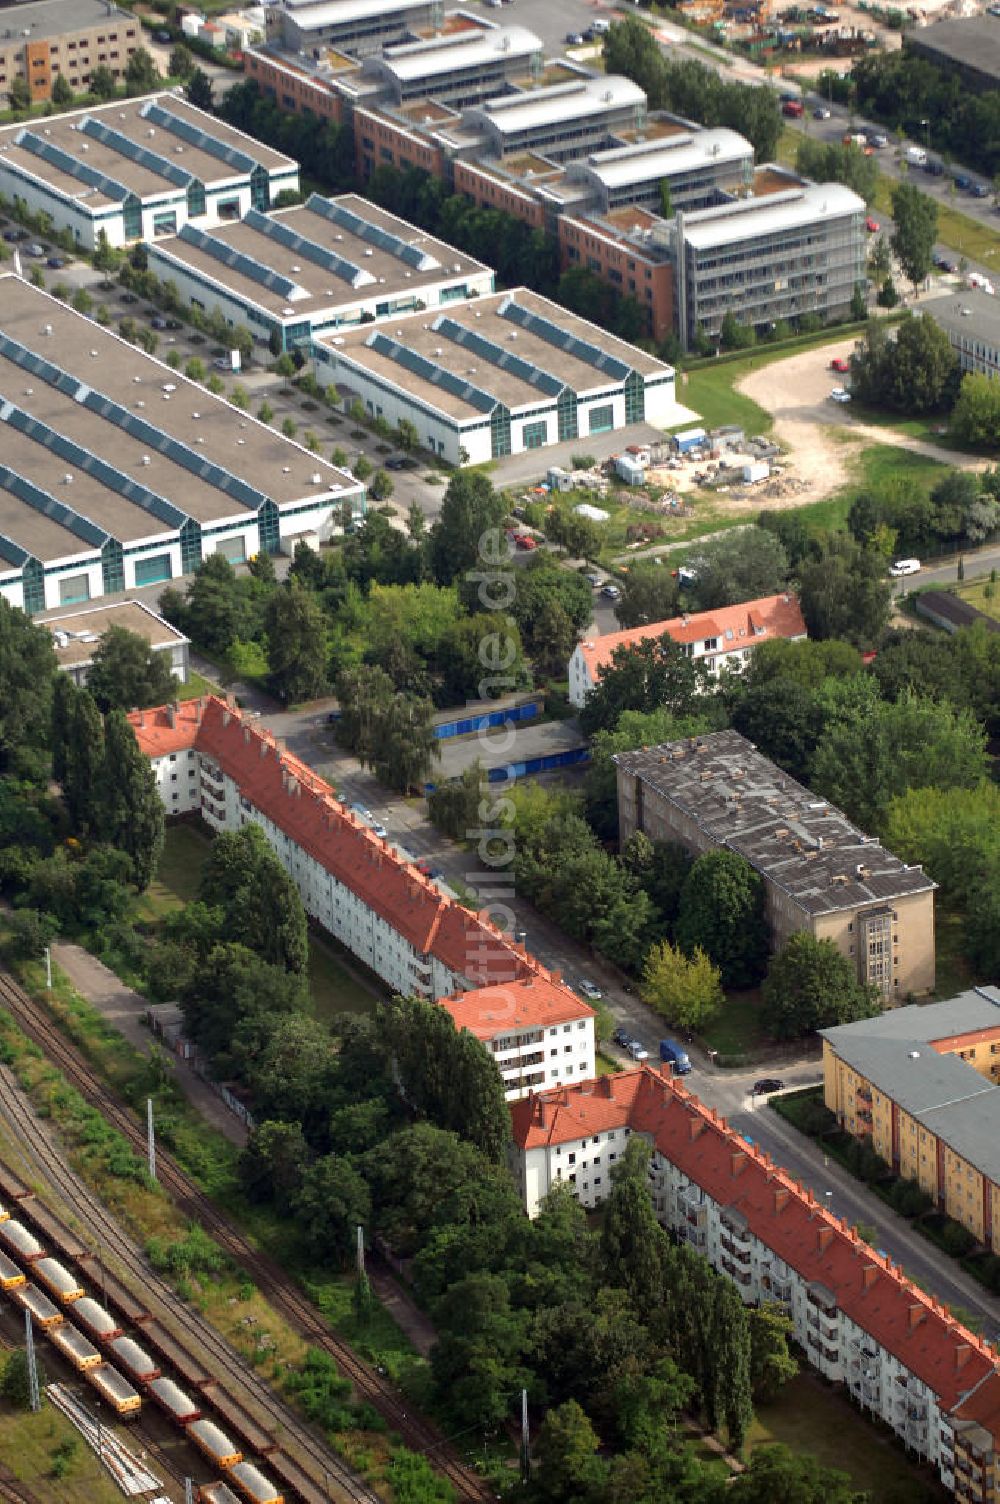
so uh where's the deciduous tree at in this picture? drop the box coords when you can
[264,582,328,703]
[641,939,724,1034]
[86,626,179,711]
[762,933,880,1039]
[675,850,769,989]
[428,471,507,586]
[0,600,58,775]
[891,181,938,294]
[98,711,164,889]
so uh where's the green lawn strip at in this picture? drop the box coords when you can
[698,988,766,1064]
[957,579,1000,623]
[748,1372,943,1503]
[177,668,222,701]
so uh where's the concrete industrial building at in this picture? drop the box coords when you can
[145,192,494,352]
[509,1065,1000,1499]
[615,731,936,998]
[129,694,595,1096]
[0,277,364,614]
[42,601,190,686]
[568,593,807,708]
[0,93,299,250]
[822,987,1000,1254]
[672,180,867,345]
[0,0,141,108]
[905,15,1000,94]
[313,286,683,465]
[927,290,1000,381]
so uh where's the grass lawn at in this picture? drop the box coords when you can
[682,359,775,435]
[848,443,949,495]
[0,1389,132,1504]
[700,989,767,1062]
[177,667,221,701]
[748,1372,946,1503]
[957,578,1000,623]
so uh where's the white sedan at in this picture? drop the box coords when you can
[829,386,852,403]
[577,979,603,1001]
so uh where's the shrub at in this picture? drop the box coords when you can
[6,907,58,960]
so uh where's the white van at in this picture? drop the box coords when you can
[889,557,921,577]
[590,17,611,32]
[904,146,927,168]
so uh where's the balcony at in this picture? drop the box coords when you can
[720,1235,751,1264]
[500,1051,544,1071]
[720,1257,752,1287]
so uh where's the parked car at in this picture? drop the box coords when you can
[585,572,603,587]
[46,256,65,269]
[865,216,879,233]
[577,979,603,1002]
[829,386,851,403]
[612,1026,632,1048]
[659,1039,692,1075]
[812,104,831,119]
[154,28,172,40]
[213,357,232,371]
[972,183,990,198]
[121,292,139,304]
[829,356,850,373]
[600,583,621,600]
[953,172,972,191]
[415,858,433,877]
[565,30,584,43]
[867,132,888,149]
[151,316,169,330]
[25,243,46,258]
[781,99,804,118]
[625,1039,649,1061]
[384,455,407,470]
[3,228,28,242]
[515,534,537,550]
[753,1078,785,1094]
[889,557,921,577]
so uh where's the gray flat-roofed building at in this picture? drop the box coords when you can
[905,16,1000,93]
[615,730,936,997]
[0,93,299,250]
[569,128,754,215]
[313,285,684,465]
[925,289,1000,379]
[672,180,866,344]
[42,601,191,686]
[145,191,494,352]
[272,0,437,58]
[0,276,364,614]
[463,76,648,165]
[361,24,543,108]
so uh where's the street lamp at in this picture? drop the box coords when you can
[920,117,930,153]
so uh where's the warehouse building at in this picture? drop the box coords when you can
[0,0,141,110]
[43,601,190,686]
[359,25,544,110]
[0,93,299,250]
[129,693,596,1094]
[313,287,682,465]
[509,1065,1000,1499]
[905,15,1000,94]
[672,180,866,345]
[926,290,1000,380]
[615,731,936,998]
[0,277,364,614]
[822,987,1000,1253]
[568,129,754,216]
[568,594,807,707]
[145,192,494,352]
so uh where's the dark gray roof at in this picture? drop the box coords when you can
[915,590,1000,635]
[822,988,1000,1181]
[614,730,935,915]
[907,15,1000,78]
[926,289,1000,349]
[0,0,128,42]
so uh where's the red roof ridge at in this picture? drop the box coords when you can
[576,593,807,682]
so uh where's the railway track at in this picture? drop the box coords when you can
[0,970,494,1503]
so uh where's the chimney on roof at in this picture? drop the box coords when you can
[731,1150,747,1177]
[774,1188,789,1213]
[536,1097,546,1128]
[956,1345,973,1371]
[689,1118,706,1141]
[909,1304,926,1330]
[863,1264,878,1289]
[166,705,176,728]
[600,1074,614,1097]
[817,1227,835,1253]
[138,711,145,728]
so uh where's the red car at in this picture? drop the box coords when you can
[866,216,880,233]
[830,356,850,373]
[516,535,537,550]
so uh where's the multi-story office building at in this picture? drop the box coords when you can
[0,278,363,613]
[927,290,1000,380]
[568,129,754,216]
[130,694,595,1095]
[822,987,1000,1253]
[269,0,440,61]
[0,0,140,109]
[672,179,866,344]
[359,25,543,110]
[0,93,299,250]
[462,76,648,165]
[615,731,936,998]
[312,286,682,465]
[557,207,674,341]
[145,192,493,351]
[508,1065,1000,1499]
[442,976,595,1100]
[568,594,807,707]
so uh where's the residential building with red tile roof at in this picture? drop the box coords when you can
[129,696,593,1092]
[441,977,595,1100]
[509,1067,1000,1496]
[565,589,806,706]
[567,592,807,707]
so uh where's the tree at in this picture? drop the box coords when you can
[294,1154,371,1265]
[748,1304,799,1403]
[891,181,938,293]
[0,600,58,775]
[600,1139,669,1304]
[169,44,194,78]
[762,933,879,1040]
[641,939,724,1034]
[6,908,59,962]
[369,468,394,502]
[371,692,439,793]
[50,672,76,788]
[848,313,958,416]
[186,68,214,112]
[239,1119,311,1213]
[63,688,105,835]
[71,287,93,316]
[950,373,1000,448]
[8,76,31,113]
[533,1401,605,1504]
[579,632,709,736]
[335,665,395,763]
[428,471,507,586]
[729,1445,864,1504]
[85,626,179,712]
[798,538,891,648]
[200,824,309,975]
[98,711,164,890]
[811,690,987,833]
[614,562,680,629]
[184,553,248,657]
[396,418,420,452]
[51,72,75,106]
[124,48,159,94]
[795,138,878,204]
[264,583,327,703]
[687,526,789,611]
[675,850,769,989]
[529,599,578,679]
[714,1280,754,1451]
[0,1349,36,1409]
[730,677,824,780]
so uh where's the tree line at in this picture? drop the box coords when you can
[852,48,1000,179]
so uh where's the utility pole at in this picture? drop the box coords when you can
[44,946,51,990]
[520,1387,530,1483]
[356,1223,365,1277]
[24,1310,40,1412]
[184,1479,194,1504]
[146,1097,156,1183]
